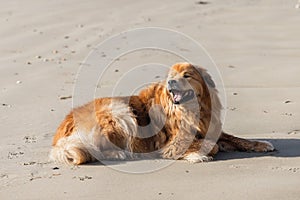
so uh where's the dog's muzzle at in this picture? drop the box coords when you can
[167,80,195,104]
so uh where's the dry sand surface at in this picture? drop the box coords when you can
[0,0,300,199]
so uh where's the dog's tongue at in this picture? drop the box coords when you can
[173,92,182,102]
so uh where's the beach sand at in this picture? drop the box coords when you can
[0,0,299,199]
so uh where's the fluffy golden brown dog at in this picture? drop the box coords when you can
[50,63,274,165]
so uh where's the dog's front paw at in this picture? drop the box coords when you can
[184,152,213,164]
[253,140,275,152]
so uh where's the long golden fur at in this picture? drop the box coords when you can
[50,63,274,165]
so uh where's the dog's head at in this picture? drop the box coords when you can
[166,63,215,105]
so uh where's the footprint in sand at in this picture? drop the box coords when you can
[1,174,8,179]
[23,135,37,143]
[288,130,300,135]
[7,151,24,159]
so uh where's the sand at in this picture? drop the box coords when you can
[0,0,299,199]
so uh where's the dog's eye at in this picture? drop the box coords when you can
[183,74,190,78]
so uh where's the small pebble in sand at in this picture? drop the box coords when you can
[16,80,22,84]
[77,24,84,28]
[233,92,238,95]
[43,58,49,62]
[29,176,42,181]
[52,167,59,170]
[35,55,42,59]
[284,100,292,104]
[52,173,61,177]
[27,61,32,65]
[23,161,36,166]
[71,50,76,54]
[59,95,72,100]
[50,109,55,112]
[64,36,70,39]
[2,103,11,107]
[196,1,210,5]
[115,69,119,72]
[52,50,58,54]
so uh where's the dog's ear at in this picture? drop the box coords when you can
[194,65,216,88]
[203,72,216,88]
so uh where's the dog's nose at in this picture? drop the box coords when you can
[168,80,176,85]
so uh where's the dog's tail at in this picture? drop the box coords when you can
[49,135,95,165]
[49,112,96,165]
[218,132,274,152]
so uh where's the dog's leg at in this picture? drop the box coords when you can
[182,139,219,163]
[218,132,275,152]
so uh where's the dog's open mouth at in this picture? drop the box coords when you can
[169,89,195,104]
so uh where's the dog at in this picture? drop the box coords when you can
[50,63,274,165]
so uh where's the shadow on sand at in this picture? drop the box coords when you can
[85,138,300,166]
[215,138,300,161]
